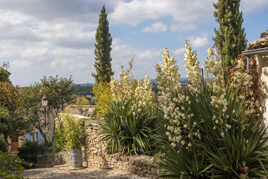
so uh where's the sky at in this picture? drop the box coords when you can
[0,0,267,86]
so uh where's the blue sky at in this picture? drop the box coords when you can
[0,0,267,86]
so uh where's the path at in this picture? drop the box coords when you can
[23,164,149,179]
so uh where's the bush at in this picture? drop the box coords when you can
[0,151,27,179]
[102,101,162,155]
[156,46,268,178]
[18,141,53,168]
[0,134,8,152]
[76,96,90,105]
[101,60,163,155]
[53,125,66,153]
[205,120,268,178]
[93,82,112,120]
[62,115,85,150]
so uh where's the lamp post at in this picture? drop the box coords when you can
[42,95,48,127]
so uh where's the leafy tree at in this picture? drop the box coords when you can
[92,5,113,83]
[0,69,26,143]
[93,82,112,120]
[213,0,247,73]
[0,67,10,82]
[19,76,73,143]
[41,76,73,114]
[0,151,26,179]
[72,84,93,96]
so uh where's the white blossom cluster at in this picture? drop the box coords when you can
[205,49,233,136]
[132,75,155,113]
[156,48,198,150]
[110,60,155,114]
[229,58,257,117]
[156,44,254,150]
[110,60,135,103]
[184,41,202,93]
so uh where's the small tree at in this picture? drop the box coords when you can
[0,67,10,82]
[20,76,73,143]
[0,69,26,143]
[213,0,247,74]
[92,5,113,84]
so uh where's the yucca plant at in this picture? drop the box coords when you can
[204,120,268,178]
[101,101,161,155]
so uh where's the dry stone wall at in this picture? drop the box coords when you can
[85,120,159,178]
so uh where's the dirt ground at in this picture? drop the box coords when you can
[22,164,149,179]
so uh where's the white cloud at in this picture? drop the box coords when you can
[241,0,268,12]
[189,35,209,48]
[169,24,196,32]
[143,22,168,32]
[0,7,98,85]
[12,60,32,68]
[111,0,215,26]
[173,48,185,56]
[111,38,162,80]
[111,0,268,30]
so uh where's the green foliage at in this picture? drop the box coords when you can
[19,75,73,143]
[93,82,112,120]
[0,134,8,152]
[205,120,268,178]
[102,101,162,155]
[76,96,90,105]
[0,107,10,142]
[41,75,73,112]
[72,84,93,96]
[53,125,66,152]
[93,5,113,83]
[18,141,53,168]
[62,115,85,150]
[0,67,10,82]
[0,71,26,141]
[0,151,26,179]
[213,0,247,72]
[157,86,268,178]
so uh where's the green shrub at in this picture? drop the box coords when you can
[53,125,66,152]
[156,47,268,178]
[0,151,27,178]
[62,115,85,150]
[0,134,8,152]
[18,141,53,168]
[93,82,112,120]
[102,101,162,155]
[205,120,268,178]
[76,96,90,105]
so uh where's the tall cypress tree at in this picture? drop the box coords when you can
[213,0,247,71]
[93,5,113,84]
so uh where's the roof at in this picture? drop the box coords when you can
[247,30,268,50]
[242,47,268,56]
[242,30,268,57]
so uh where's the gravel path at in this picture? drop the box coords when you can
[23,165,149,179]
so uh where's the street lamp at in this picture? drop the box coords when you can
[42,95,48,127]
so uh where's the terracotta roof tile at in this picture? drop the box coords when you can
[247,30,268,50]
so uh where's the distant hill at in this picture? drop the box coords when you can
[72,83,93,96]
[72,78,188,96]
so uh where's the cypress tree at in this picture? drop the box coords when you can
[213,0,247,71]
[92,5,113,84]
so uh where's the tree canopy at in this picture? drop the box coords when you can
[92,5,113,84]
[213,0,247,73]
